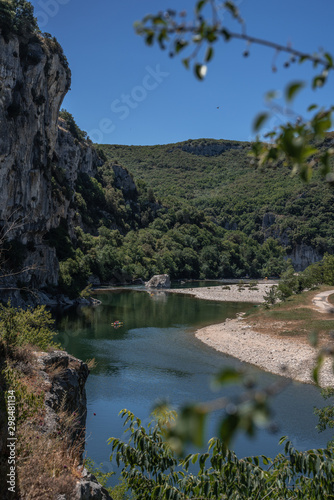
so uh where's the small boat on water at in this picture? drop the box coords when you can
[111,320,123,329]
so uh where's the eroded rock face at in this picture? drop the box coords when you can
[0,33,69,287]
[287,244,323,272]
[112,164,137,196]
[145,274,171,288]
[37,350,89,443]
[74,468,113,500]
[173,139,248,157]
[261,212,323,270]
[0,32,102,289]
[36,350,113,500]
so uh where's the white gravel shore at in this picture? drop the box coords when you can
[171,284,334,387]
[196,317,334,387]
[172,283,276,303]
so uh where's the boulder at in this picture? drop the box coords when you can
[145,274,171,288]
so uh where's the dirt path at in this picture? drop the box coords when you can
[312,289,334,313]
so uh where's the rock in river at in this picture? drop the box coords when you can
[145,274,171,288]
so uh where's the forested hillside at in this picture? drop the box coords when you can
[99,137,334,260]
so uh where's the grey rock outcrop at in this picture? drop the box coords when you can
[112,164,137,196]
[286,244,323,272]
[36,350,113,499]
[145,274,171,288]
[74,468,113,500]
[173,139,248,156]
[0,32,102,290]
[37,350,89,444]
[0,33,70,287]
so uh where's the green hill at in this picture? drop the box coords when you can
[98,137,334,257]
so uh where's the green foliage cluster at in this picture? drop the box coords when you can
[58,248,91,299]
[109,409,334,500]
[0,301,57,431]
[51,164,166,294]
[315,388,334,447]
[0,301,58,351]
[264,253,334,306]
[0,0,38,39]
[59,218,287,293]
[59,109,87,142]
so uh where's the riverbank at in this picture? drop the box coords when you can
[196,316,334,387]
[177,284,334,387]
[170,282,277,303]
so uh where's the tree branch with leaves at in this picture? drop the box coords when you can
[134,0,334,183]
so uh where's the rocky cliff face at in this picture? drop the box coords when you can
[173,139,249,156]
[0,31,102,292]
[261,212,323,270]
[36,350,113,500]
[37,350,89,442]
[287,243,323,272]
[111,163,137,196]
[0,33,68,285]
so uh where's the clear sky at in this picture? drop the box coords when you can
[30,0,334,146]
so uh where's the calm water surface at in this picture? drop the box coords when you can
[54,290,332,480]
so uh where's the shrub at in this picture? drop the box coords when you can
[263,287,277,307]
[109,409,334,499]
[59,109,87,142]
[0,301,58,351]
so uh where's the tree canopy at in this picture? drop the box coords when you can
[0,0,38,38]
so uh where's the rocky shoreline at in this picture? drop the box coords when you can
[171,284,334,387]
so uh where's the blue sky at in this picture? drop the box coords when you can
[30,0,334,146]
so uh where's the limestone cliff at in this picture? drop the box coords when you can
[0,29,161,303]
[0,31,102,294]
[35,350,112,499]
[0,32,66,287]
[173,138,250,156]
[261,212,323,270]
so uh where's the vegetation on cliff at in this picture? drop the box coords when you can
[50,131,334,296]
[0,304,85,498]
[0,0,38,38]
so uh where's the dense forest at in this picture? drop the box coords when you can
[98,137,334,254]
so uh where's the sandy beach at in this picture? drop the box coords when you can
[171,283,334,387]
